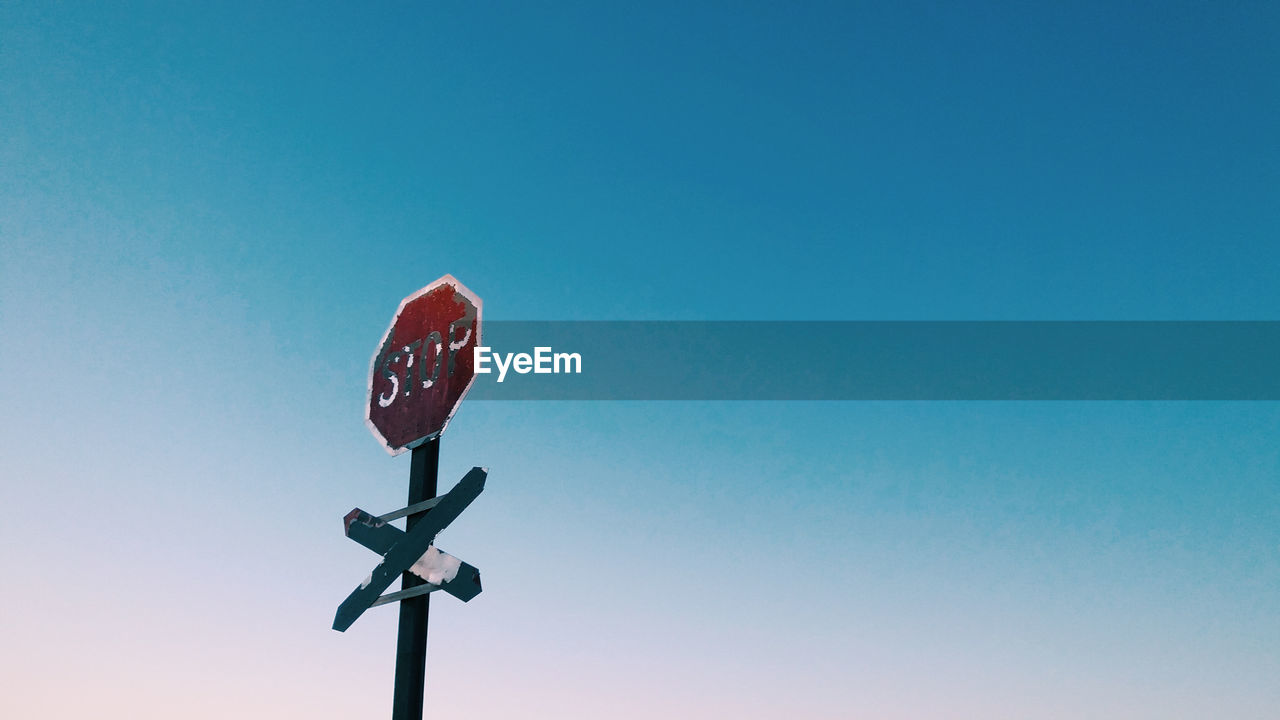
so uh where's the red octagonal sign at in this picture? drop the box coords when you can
[366,275,482,455]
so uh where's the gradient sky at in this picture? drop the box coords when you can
[2,2,1278,718]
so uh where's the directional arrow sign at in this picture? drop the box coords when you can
[333,467,487,632]
[343,508,482,602]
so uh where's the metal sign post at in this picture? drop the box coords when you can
[334,275,487,720]
[394,440,435,720]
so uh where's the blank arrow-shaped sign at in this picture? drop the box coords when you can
[333,467,486,632]
[343,508,482,602]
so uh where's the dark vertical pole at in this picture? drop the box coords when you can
[392,438,439,720]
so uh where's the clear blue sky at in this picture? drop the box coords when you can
[2,2,1277,718]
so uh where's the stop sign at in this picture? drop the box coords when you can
[365,275,482,454]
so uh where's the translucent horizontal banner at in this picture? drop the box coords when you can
[467,322,1280,400]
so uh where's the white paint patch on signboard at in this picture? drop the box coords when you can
[408,546,462,586]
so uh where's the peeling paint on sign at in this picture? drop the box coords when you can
[409,546,462,586]
[366,275,482,455]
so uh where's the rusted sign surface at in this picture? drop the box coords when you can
[366,275,482,454]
